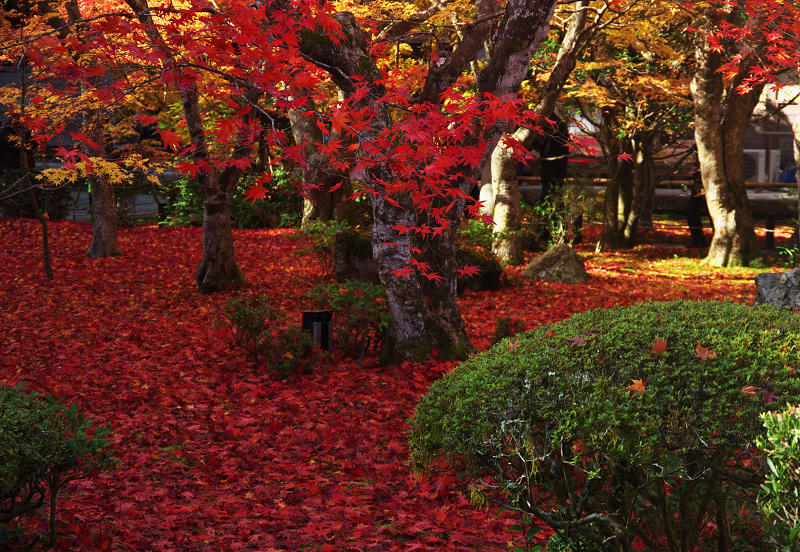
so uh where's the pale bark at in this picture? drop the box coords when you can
[691,26,763,267]
[487,1,589,263]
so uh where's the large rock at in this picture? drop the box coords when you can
[521,243,588,284]
[753,268,800,310]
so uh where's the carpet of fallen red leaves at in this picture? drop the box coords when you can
[0,217,791,551]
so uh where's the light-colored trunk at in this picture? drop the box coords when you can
[490,133,524,263]
[488,1,589,261]
[692,29,762,267]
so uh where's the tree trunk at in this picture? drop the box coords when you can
[691,16,763,267]
[126,0,252,293]
[597,108,622,251]
[793,115,800,241]
[301,1,557,362]
[491,134,525,263]
[196,187,244,292]
[488,1,589,261]
[65,0,120,258]
[622,138,647,247]
[288,104,360,229]
[86,175,120,258]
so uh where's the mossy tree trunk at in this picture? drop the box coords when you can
[301,0,558,362]
[691,12,763,267]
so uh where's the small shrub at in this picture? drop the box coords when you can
[490,316,525,346]
[526,182,603,247]
[409,300,800,552]
[758,405,800,550]
[305,280,391,367]
[457,219,495,253]
[219,294,322,377]
[1,384,115,547]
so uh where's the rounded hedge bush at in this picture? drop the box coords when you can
[409,300,800,552]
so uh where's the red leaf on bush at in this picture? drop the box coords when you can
[696,343,716,361]
[650,336,667,355]
[741,385,760,397]
[625,378,646,394]
[567,335,586,346]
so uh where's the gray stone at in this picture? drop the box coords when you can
[521,243,589,284]
[753,268,800,310]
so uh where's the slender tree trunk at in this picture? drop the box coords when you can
[597,108,622,251]
[691,17,762,267]
[793,115,800,242]
[622,138,646,247]
[65,0,120,258]
[488,1,589,262]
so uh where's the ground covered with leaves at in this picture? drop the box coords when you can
[0,217,788,551]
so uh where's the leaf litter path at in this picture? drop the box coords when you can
[0,218,769,551]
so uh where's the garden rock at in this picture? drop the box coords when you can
[521,243,588,284]
[456,248,502,293]
[334,229,381,284]
[753,267,800,310]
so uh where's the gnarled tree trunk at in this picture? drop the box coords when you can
[301,0,558,362]
[692,25,763,267]
[487,1,590,263]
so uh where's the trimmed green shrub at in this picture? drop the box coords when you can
[1,384,115,547]
[305,279,391,367]
[409,300,800,552]
[219,294,323,377]
[758,405,800,550]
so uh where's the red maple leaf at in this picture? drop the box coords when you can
[390,265,413,279]
[157,128,182,152]
[567,335,586,346]
[650,336,667,355]
[456,264,481,277]
[741,385,760,397]
[625,378,646,394]
[696,343,716,361]
[243,183,268,203]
